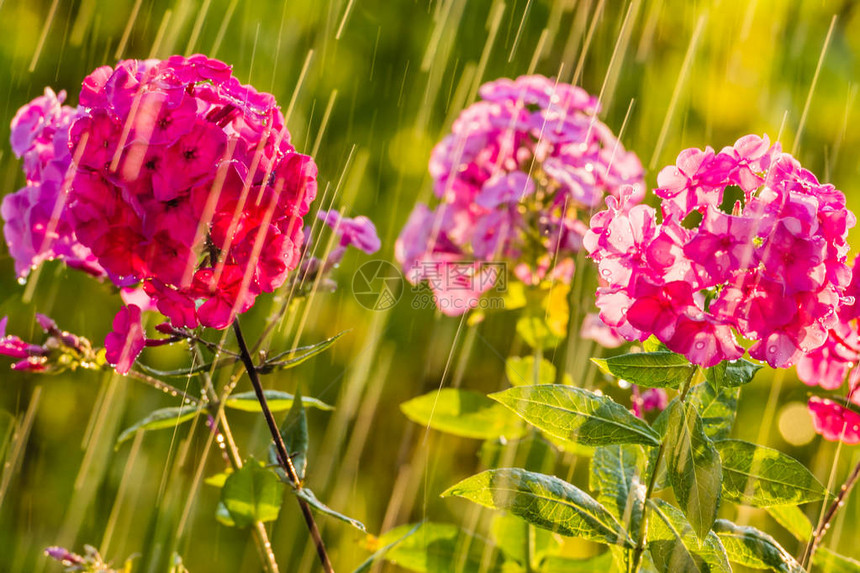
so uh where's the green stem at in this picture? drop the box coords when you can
[802,457,860,567]
[628,366,698,573]
[232,318,335,573]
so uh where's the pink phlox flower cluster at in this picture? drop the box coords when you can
[585,135,855,368]
[396,75,644,316]
[3,88,104,278]
[63,55,317,374]
[807,378,860,445]
[797,258,860,444]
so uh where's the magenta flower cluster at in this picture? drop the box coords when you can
[67,55,318,333]
[3,88,103,279]
[585,135,855,368]
[396,75,644,315]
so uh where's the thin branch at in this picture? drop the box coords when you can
[232,318,335,573]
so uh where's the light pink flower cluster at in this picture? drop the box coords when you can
[3,89,103,278]
[61,55,317,352]
[585,135,855,368]
[396,75,644,316]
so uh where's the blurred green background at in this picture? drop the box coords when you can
[0,0,859,571]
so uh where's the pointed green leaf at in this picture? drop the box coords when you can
[713,519,803,572]
[590,445,647,547]
[270,389,308,482]
[688,383,739,441]
[704,359,762,391]
[506,356,556,386]
[296,487,366,532]
[225,390,333,412]
[813,548,860,573]
[592,352,694,389]
[375,522,499,573]
[138,360,231,377]
[442,468,633,547]
[257,330,348,373]
[221,461,284,527]
[716,440,827,507]
[490,385,660,447]
[646,399,676,493]
[353,523,422,573]
[765,505,813,541]
[647,499,731,573]
[590,445,647,572]
[664,401,722,540]
[116,405,201,446]
[401,388,525,440]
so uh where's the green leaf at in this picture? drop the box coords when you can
[221,461,284,527]
[116,405,201,446]
[813,548,860,573]
[225,390,333,412]
[296,487,366,532]
[643,336,669,353]
[491,511,561,568]
[490,385,660,447]
[257,330,348,373]
[765,505,812,541]
[375,522,499,573]
[269,389,308,482]
[647,499,731,573]
[215,501,236,527]
[590,445,647,545]
[688,383,739,441]
[645,400,675,492]
[704,359,762,391]
[712,519,803,573]
[138,360,230,378]
[538,552,614,572]
[715,440,827,507]
[442,468,633,547]
[204,470,233,488]
[506,356,556,386]
[591,352,694,389]
[664,401,722,540]
[353,523,422,573]
[400,388,525,440]
[590,445,647,572]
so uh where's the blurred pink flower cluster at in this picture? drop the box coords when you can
[3,88,103,278]
[396,74,644,315]
[585,135,855,368]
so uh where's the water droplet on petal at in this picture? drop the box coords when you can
[768,345,777,354]
[695,341,705,350]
